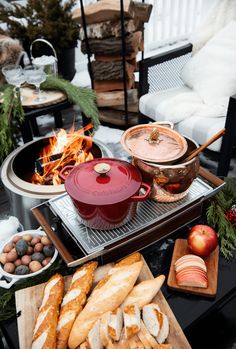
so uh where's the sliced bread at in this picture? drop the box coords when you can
[108,307,123,341]
[123,303,141,339]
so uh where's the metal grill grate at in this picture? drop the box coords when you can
[49,178,212,254]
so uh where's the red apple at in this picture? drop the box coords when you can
[187,224,218,257]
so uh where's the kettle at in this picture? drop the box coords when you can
[30,38,58,76]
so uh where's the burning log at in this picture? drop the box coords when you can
[31,124,94,186]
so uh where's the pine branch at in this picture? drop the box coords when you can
[41,75,100,128]
[207,190,236,259]
[0,85,25,162]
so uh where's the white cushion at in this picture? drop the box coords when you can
[181,21,236,106]
[139,86,226,123]
[175,116,225,152]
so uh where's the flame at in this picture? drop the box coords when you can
[31,123,94,185]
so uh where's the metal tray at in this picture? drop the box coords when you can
[31,167,225,267]
[48,178,212,254]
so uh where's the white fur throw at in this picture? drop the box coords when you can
[0,35,23,85]
[190,0,236,54]
[181,21,236,107]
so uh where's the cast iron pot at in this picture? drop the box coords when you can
[59,158,151,230]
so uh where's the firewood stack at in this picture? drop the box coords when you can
[72,0,153,126]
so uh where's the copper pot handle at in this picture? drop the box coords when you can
[130,182,151,202]
[59,165,74,181]
[151,121,174,129]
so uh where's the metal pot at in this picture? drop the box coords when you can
[132,136,200,202]
[121,122,188,164]
[59,158,151,230]
[0,138,113,229]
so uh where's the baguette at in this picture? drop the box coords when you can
[79,342,90,349]
[87,319,102,349]
[90,252,141,300]
[156,312,169,344]
[122,275,165,309]
[100,311,112,347]
[108,307,123,341]
[128,335,145,349]
[137,331,152,349]
[68,261,143,349]
[56,261,97,349]
[113,329,130,349]
[142,303,161,337]
[31,274,64,349]
[140,320,159,349]
[123,303,141,339]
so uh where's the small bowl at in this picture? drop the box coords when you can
[0,230,58,289]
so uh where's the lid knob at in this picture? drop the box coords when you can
[146,128,162,144]
[94,163,111,175]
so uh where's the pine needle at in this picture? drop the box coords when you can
[206,185,236,259]
[0,85,24,162]
[41,75,100,128]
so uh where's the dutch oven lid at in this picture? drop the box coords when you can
[64,158,142,205]
[121,124,188,163]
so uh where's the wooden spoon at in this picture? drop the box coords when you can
[179,128,225,163]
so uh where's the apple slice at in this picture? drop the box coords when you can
[175,261,207,273]
[176,273,208,288]
[176,266,207,278]
[174,254,205,266]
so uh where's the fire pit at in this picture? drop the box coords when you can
[1,130,113,229]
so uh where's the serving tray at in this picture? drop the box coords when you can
[20,86,67,108]
[15,256,191,349]
[32,167,224,268]
[167,239,219,297]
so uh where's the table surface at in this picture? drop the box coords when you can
[1,218,235,349]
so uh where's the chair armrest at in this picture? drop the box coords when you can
[139,43,193,97]
[217,94,236,176]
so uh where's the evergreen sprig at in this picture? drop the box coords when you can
[41,75,100,128]
[0,85,24,162]
[0,0,79,54]
[0,76,100,163]
[206,185,236,259]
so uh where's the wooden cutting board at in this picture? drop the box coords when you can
[15,256,191,349]
[167,239,219,297]
[20,86,67,108]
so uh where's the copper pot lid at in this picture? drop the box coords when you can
[121,124,188,163]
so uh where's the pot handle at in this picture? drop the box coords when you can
[130,182,151,202]
[151,121,174,129]
[59,165,74,181]
[0,270,18,289]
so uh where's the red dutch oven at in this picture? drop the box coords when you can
[59,158,151,230]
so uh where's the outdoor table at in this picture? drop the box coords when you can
[0,219,235,349]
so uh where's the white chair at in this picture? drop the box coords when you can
[138,21,236,177]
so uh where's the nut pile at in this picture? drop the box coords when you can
[0,234,55,275]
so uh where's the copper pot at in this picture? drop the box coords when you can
[121,122,188,164]
[121,123,200,202]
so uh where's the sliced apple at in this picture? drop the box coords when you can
[174,254,205,266]
[176,274,208,288]
[176,267,207,278]
[175,261,207,273]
